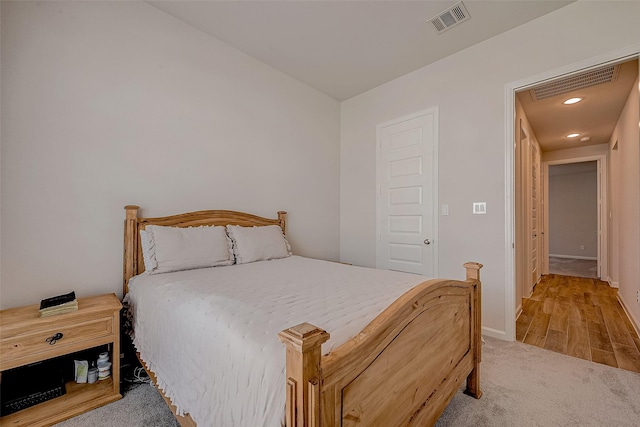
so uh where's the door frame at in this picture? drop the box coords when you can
[375,107,439,277]
[504,45,639,341]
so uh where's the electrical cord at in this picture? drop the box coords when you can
[125,366,151,384]
[122,366,151,393]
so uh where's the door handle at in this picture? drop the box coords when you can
[424,239,431,245]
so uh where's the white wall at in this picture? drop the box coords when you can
[541,144,609,163]
[0,1,340,308]
[609,75,640,329]
[548,163,598,258]
[340,1,640,337]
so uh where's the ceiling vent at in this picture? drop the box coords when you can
[530,64,620,101]
[428,2,470,34]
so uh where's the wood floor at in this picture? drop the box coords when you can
[517,274,640,373]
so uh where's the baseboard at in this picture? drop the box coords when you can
[549,254,598,261]
[482,326,508,341]
[617,294,640,339]
[515,303,523,320]
[607,276,619,288]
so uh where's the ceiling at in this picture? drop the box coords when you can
[148,0,574,101]
[517,59,638,152]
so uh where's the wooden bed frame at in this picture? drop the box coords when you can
[123,205,483,427]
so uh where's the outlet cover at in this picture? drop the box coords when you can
[473,202,486,215]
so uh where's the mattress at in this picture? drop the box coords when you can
[126,256,427,426]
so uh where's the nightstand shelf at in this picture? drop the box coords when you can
[0,294,122,427]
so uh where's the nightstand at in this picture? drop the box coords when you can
[0,293,122,427]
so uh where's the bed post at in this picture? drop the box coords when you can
[278,211,287,235]
[123,205,140,295]
[278,323,329,427]
[463,262,483,399]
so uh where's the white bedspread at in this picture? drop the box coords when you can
[127,256,427,427]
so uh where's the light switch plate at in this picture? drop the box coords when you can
[473,202,487,215]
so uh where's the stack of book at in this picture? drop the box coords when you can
[39,291,78,317]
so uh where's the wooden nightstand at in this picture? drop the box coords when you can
[0,294,122,427]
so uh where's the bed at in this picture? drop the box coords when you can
[123,205,482,427]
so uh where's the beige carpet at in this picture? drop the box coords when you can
[435,337,640,426]
[548,256,598,278]
[56,337,640,426]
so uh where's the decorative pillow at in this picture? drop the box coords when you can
[226,225,291,264]
[143,225,234,274]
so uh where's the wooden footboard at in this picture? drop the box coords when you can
[279,262,482,427]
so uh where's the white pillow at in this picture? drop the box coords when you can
[143,225,234,274]
[139,229,158,271]
[226,225,291,264]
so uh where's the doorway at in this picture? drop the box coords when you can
[546,160,601,279]
[505,48,640,341]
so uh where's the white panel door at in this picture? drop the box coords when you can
[377,109,437,277]
[530,142,539,293]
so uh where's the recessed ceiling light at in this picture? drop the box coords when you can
[567,133,580,138]
[563,97,583,105]
[580,136,591,142]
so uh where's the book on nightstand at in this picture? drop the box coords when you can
[39,291,78,317]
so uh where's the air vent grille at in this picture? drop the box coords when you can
[452,5,467,21]
[530,65,620,101]
[428,2,470,34]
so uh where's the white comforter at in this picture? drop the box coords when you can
[127,256,427,427]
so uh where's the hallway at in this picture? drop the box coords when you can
[517,274,640,373]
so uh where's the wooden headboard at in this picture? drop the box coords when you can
[123,205,287,295]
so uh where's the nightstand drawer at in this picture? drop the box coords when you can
[1,316,114,367]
